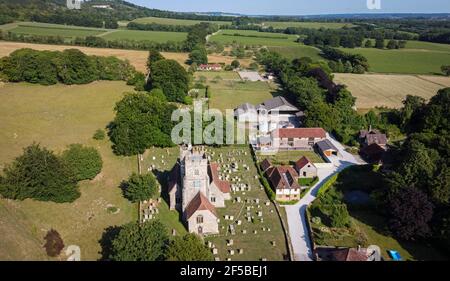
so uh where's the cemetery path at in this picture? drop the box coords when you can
[284,134,363,261]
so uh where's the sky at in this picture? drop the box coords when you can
[128,0,450,15]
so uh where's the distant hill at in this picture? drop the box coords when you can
[0,0,237,27]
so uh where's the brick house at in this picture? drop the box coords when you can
[294,156,318,178]
[271,128,327,150]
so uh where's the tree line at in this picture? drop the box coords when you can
[320,47,369,74]
[0,48,137,85]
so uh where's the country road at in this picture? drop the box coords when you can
[283,134,363,261]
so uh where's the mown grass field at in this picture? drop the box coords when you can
[199,73,278,112]
[210,30,300,47]
[132,16,231,26]
[268,45,322,61]
[340,41,450,74]
[256,151,324,165]
[195,71,241,80]
[0,81,138,260]
[334,73,449,108]
[262,21,355,29]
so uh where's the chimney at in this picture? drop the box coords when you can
[357,245,361,252]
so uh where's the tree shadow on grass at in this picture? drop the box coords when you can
[153,168,185,224]
[98,225,122,261]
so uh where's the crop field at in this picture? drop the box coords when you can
[334,73,450,108]
[132,16,231,26]
[210,30,300,47]
[340,41,450,74]
[5,22,107,38]
[262,21,355,29]
[0,81,138,260]
[100,30,187,42]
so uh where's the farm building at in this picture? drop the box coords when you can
[316,139,339,157]
[270,128,327,151]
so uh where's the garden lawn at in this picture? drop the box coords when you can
[207,79,278,113]
[256,151,324,165]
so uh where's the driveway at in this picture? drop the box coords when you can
[284,134,363,261]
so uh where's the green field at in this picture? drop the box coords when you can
[210,30,300,47]
[132,16,231,26]
[269,45,322,61]
[341,44,450,74]
[0,81,138,260]
[195,71,241,80]
[1,22,188,43]
[100,30,187,42]
[262,21,355,29]
[6,22,107,38]
[203,75,278,112]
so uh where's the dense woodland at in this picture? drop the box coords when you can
[0,48,137,85]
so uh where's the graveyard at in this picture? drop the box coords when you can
[203,146,289,261]
[139,145,289,261]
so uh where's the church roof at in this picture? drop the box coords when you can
[209,162,231,194]
[185,192,217,219]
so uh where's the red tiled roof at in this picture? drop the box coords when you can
[272,128,326,139]
[329,248,369,261]
[268,166,299,190]
[168,162,180,193]
[209,162,231,193]
[185,192,217,219]
[260,159,273,173]
[295,156,313,170]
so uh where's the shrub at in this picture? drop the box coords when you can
[317,173,339,197]
[43,229,64,257]
[122,173,159,203]
[166,234,214,261]
[93,129,106,140]
[61,144,103,181]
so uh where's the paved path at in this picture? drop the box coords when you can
[284,134,363,261]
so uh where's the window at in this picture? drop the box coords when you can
[197,215,203,224]
[211,196,216,203]
[194,169,199,176]
[303,171,307,177]
[193,180,201,188]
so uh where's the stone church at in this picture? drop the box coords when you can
[168,146,231,235]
